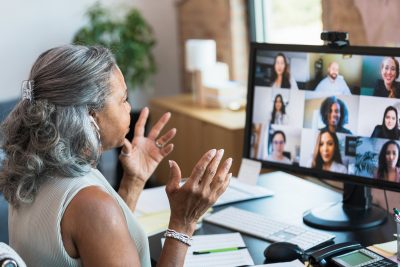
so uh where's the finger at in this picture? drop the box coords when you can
[165,160,182,195]
[189,149,217,184]
[210,157,233,189]
[200,149,224,188]
[214,173,232,199]
[119,138,132,158]
[134,107,149,138]
[160,143,174,157]
[148,112,171,140]
[156,128,176,147]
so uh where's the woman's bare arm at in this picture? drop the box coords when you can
[61,186,141,267]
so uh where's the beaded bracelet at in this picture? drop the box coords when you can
[164,229,193,246]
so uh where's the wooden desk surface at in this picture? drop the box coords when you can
[149,94,245,130]
[149,171,396,265]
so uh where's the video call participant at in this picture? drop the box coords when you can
[375,140,400,183]
[371,106,400,140]
[270,52,298,90]
[311,129,347,174]
[267,130,292,164]
[270,94,288,125]
[314,61,351,95]
[374,57,400,98]
[319,96,352,134]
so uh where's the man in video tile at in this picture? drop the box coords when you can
[314,61,351,95]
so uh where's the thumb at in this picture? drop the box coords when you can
[166,160,181,193]
[120,138,132,155]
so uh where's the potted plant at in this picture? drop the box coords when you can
[73,2,156,92]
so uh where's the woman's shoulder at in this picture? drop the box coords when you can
[371,125,382,137]
[373,80,387,96]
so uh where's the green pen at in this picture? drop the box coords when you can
[394,208,399,215]
[193,246,247,255]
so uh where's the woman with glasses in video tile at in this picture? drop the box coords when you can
[270,53,298,90]
[311,129,347,174]
[374,57,400,98]
[371,106,400,140]
[267,130,292,164]
[319,96,352,134]
[375,140,400,183]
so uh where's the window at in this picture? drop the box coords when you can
[250,0,322,45]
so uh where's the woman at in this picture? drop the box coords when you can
[319,96,352,134]
[373,57,400,98]
[371,106,400,139]
[270,94,288,125]
[311,129,347,174]
[266,130,292,164]
[270,53,298,89]
[375,140,400,182]
[0,45,232,267]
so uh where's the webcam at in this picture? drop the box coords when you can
[321,31,349,47]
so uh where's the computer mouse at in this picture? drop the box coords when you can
[264,242,304,263]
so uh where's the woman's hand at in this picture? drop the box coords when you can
[165,149,232,235]
[119,107,176,184]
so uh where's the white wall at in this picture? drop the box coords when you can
[0,0,181,106]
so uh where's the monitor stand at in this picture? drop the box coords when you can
[303,183,387,230]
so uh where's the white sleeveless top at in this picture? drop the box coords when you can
[8,168,151,267]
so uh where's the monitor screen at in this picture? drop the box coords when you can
[244,43,400,192]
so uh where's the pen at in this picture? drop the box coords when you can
[193,246,247,255]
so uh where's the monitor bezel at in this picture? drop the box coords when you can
[244,42,400,192]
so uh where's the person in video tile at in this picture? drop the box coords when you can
[375,140,400,182]
[270,53,298,89]
[319,96,352,134]
[374,57,400,98]
[314,61,351,95]
[270,94,288,125]
[371,106,400,139]
[312,129,347,174]
[267,130,292,164]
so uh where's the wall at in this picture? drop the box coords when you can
[322,0,400,46]
[0,0,181,106]
[177,0,249,92]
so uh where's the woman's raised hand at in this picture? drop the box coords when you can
[165,149,232,234]
[119,107,176,183]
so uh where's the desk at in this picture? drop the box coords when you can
[149,171,396,265]
[149,94,245,184]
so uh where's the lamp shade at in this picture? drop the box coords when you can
[185,39,216,72]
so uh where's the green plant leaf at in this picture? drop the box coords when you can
[72,2,156,90]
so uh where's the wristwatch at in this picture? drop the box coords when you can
[0,258,18,267]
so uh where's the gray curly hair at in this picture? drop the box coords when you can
[0,45,116,206]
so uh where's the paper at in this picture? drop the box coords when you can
[372,240,397,254]
[162,233,254,267]
[136,210,171,236]
[215,178,273,206]
[253,259,304,266]
[137,210,207,237]
[237,158,262,185]
[136,186,170,214]
[136,177,273,214]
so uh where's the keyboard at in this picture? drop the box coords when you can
[203,207,335,251]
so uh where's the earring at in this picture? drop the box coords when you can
[89,116,101,141]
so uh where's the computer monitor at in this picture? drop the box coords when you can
[244,42,400,231]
